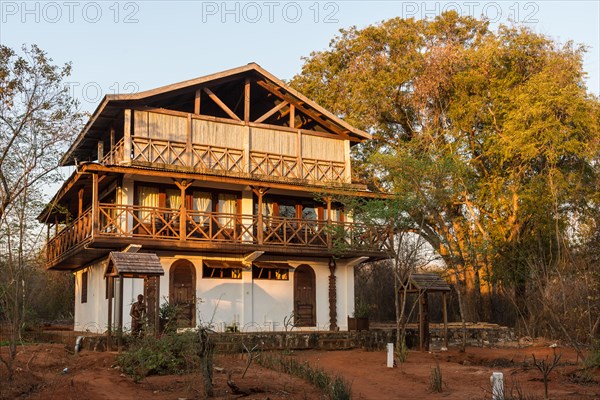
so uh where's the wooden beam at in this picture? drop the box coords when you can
[254,100,288,124]
[203,87,241,121]
[255,80,351,139]
[244,78,250,123]
[194,89,201,114]
[78,188,84,217]
[289,104,295,128]
[81,163,391,199]
[123,109,132,163]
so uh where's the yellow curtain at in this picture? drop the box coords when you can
[138,186,159,221]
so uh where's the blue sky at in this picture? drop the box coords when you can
[1,0,599,113]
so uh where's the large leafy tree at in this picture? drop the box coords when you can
[0,45,82,379]
[292,12,600,325]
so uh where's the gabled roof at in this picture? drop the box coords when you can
[404,273,451,292]
[61,63,371,166]
[106,252,164,276]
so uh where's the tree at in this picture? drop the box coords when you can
[292,12,600,336]
[0,44,82,380]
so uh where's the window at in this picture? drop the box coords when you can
[166,189,181,209]
[81,271,88,303]
[202,262,242,279]
[137,186,159,221]
[192,191,212,224]
[252,266,289,280]
[218,193,237,228]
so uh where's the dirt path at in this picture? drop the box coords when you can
[297,346,600,399]
[1,343,598,399]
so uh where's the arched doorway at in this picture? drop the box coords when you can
[169,260,196,328]
[294,265,316,327]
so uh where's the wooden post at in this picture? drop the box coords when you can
[97,140,104,162]
[443,292,449,349]
[194,89,201,115]
[155,276,161,337]
[289,104,295,128]
[187,114,192,167]
[419,291,430,351]
[296,129,302,179]
[107,275,113,351]
[109,126,115,164]
[174,179,192,241]
[244,78,250,123]
[78,188,84,217]
[328,259,337,331]
[117,275,124,350]
[255,188,264,245]
[326,197,332,250]
[92,173,99,235]
[123,109,132,163]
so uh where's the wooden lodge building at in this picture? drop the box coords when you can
[39,63,393,333]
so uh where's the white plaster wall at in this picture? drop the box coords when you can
[74,262,108,333]
[74,255,355,333]
[251,274,294,332]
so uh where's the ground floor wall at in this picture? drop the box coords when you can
[73,253,356,333]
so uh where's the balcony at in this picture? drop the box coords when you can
[103,136,347,184]
[45,204,393,269]
[99,109,350,185]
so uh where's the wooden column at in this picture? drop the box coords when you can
[78,188,84,217]
[194,89,201,115]
[123,109,132,163]
[325,197,332,250]
[109,126,115,164]
[107,275,114,350]
[244,78,250,123]
[92,173,99,235]
[144,275,161,337]
[186,114,193,167]
[328,259,338,331]
[296,129,302,179]
[443,292,449,349]
[117,275,124,350]
[419,290,430,351]
[253,187,266,245]
[174,180,192,242]
[97,140,104,162]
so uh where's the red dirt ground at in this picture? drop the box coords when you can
[1,342,599,399]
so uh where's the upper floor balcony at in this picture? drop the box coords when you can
[45,203,393,270]
[99,108,352,186]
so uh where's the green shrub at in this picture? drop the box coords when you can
[584,340,600,368]
[117,331,202,382]
[257,352,352,400]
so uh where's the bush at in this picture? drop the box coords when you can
[257,352,352,400]
[584,340,600,369]
[117,331,202,382]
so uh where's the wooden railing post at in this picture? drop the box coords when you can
[92,173,99,237]
[123,109,132,163]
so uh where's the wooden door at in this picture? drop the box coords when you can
[294,265,316,327]
[169,260,196,327]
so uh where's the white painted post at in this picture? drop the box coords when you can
[490,372,504,400]
[387,343,394,368]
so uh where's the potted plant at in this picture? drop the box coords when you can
[348,300,370,331]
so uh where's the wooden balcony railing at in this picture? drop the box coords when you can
[45,205,393,264]
[46,208,93,264]
[102,136,347,183]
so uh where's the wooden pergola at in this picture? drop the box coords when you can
[105,251,164,349]
[401,273,451,352]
